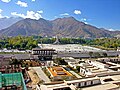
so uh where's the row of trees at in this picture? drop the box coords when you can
[0,36,119,50]
[0,36,38,49]
[88,38,120,50]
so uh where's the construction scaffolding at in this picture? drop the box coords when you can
[0,72,27,90]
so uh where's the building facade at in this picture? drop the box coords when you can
[32,48,55,66]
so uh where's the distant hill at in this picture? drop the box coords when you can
[0,17,22,30]
[0,18,53,37]
[0,17,120,38]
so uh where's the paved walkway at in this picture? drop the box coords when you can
[69,70,82,78]
[62,65,82,78]
[32,67,51,83]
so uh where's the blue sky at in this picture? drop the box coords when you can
[0,0,120,30]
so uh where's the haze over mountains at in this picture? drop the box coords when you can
[0,17,120,38]
[0,17,23,30]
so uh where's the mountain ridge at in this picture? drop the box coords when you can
[0,17,23,30]
[0,17,120,38]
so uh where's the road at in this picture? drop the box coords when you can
[32,67,51,83]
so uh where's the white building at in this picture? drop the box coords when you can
[38,83,75,90]
[79,60,115,77]
[38,77,101,90]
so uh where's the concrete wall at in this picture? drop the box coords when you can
[57,51,120,58]
[67,79,101,88]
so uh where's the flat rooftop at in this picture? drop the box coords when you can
[82,83,119,90]
[40,83,72,90]
[100,75,120,84]
[66,77,100,84]
[48,67,72,77]
[80,62,109,76]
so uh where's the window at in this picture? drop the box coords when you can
[86,81,91,86]
[80,82,84,87]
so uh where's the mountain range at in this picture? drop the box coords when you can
[0,17,23,30]
[0,17,120,38]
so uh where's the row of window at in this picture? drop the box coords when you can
[33,51,54,55]
[72,79,100,88]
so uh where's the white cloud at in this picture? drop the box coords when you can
[0,9,9,18]
[54,16,58,19]
[1,0,11,3]
[26,11,42,19]
[0,14,9,18]
[80,18,89,24]
[11,12,25,18]
[0,9,3,13]
[0,14,3,18]
[60,13,69,16]
[11,11,42,20]
[37,10,43,14]
[108,28,115,31]
[106,28,119,31]
[32,0,35,1]
[74,10,81,15]
[16,1,28,7]
[84,22,88,24]
[81,18,87,21]
[83,18,87,21]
